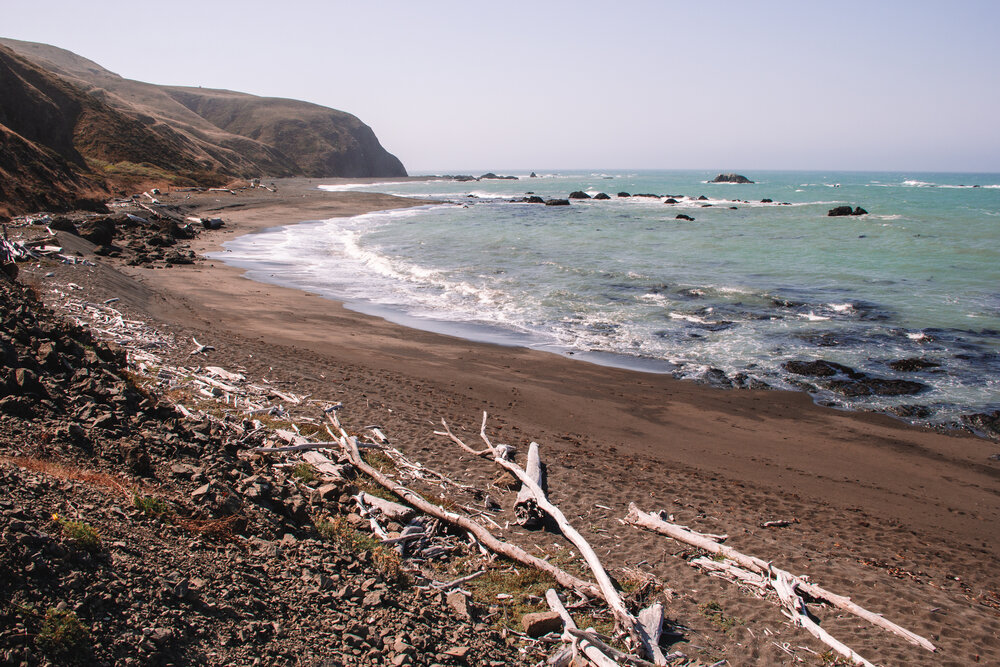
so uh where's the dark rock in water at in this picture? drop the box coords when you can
[729,206,738,209]
[545,199,570,206]
[828,205,869,217]
[698,195,709,201]
[568,191,591,199]
[826,378,928,397]
[761,198,773,203]
[732,373,772,390]
[711,173,754,184]
[701,204,712,207]
[888,358,940,372]
[529,171,538,177]
[961,410,1000,438]
[450,174,478,182]
[891,404,933,419]
[634,193,661,198]
[480,172,518,180]
[617,191,631,197]
[783,359,864,378]
[664,198,679,204]
[700,368,732,388]
[521,196,545,204]
[593,192,611,200]
[675,214,694,221]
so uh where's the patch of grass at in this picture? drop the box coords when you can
[700,600,744,632]
[354,477,404,504]
[466,565,558,631]
[818,651,856,666]
[52,515,101,552]
[361,448,395,472]
[133,494,172,518]
[36,608,89,658]
[291,463,317,484]
[315,516,407,584]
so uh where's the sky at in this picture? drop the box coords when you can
[4,1,999,173]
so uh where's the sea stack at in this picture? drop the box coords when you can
[711,173,754,184]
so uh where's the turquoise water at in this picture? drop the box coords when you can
[215,170,1000,428]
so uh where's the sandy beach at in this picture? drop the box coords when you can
[26,178,1000,665]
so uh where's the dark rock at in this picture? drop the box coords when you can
[529,172,537,177]
[521,611,562,637]
[783,360,864,378]
[828,205,869,217]
[521,196,545,204]
[711,173,754,184]
[78,218,117,245]
[888,358,940,372]
[634,193,661,198]
[675,214,694,221]
[617,192,631,197]
[827,378,928,397]
[480,173,518,180]
[568,191,591,199]
[698,195,708,201]
[544,199,570,206]
[593,192,611,200]
[760,198,773,203]
[664,198,679,204]
[961,410,1000,438]
[891,404,933,419]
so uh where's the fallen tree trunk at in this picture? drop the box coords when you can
[625,503,935,653]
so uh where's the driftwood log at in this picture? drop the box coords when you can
[330,436,603,599]
[545,589,618,667]
[625,503,935,654]
[513,441,546,527]
[494,444,664,664]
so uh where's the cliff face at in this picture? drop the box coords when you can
[0,37,407,217]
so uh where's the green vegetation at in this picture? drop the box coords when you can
[52,515,101,552]
[700,600,745,632]
[291,463,317,484]
[36,608,90,658]
[315,516,407,583]
[133,494,172,518]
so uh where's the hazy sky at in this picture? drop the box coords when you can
[4,1,999,173]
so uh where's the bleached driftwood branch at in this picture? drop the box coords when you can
[330,438,602,598]
[492,443,664,663]
[514,441,546,528]
[625,503,935,654]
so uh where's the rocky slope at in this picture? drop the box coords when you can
[0,37,406,218]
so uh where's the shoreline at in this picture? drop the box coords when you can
[19,176,1000,664]
[113,180,998,539]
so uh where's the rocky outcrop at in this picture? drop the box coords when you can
[544,199,570,206]
[593,192,611,200]
[711,173,754,184]
[828,206,868,217]
[479,173,518,180]
[675,214,695,221]
[568,191,591,199]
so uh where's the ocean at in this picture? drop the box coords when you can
[213,170,1000,430]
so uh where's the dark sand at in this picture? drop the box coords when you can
[35,179,1000,665]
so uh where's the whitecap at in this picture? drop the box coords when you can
[799,312,831,321]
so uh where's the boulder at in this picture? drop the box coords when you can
[828,206,868,217]
[521,611,563,637]
[664,198,679,204]
[617,191,631,197]
[529,172,538,178]
[544,199,570,206]
[711,173,754,183]
[761,198,773,203]
[888,358,940,372]
[698,195,708,201]
[521,196,545,204]
[675,214,695,221]
[593,192,611,200]
[568,191,591,199]
[783,360,863,378]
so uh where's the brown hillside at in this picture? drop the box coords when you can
[0,38,406,179]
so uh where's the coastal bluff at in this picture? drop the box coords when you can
[0,38,406,217]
